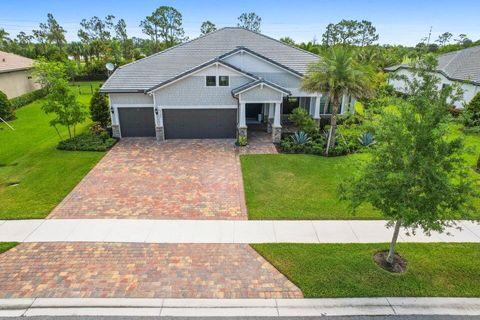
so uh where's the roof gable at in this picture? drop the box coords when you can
[219,47,303,77]
[232,79,291,96]
[144,60,258,94]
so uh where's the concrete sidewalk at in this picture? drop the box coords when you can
[1,297,480,317]
[1,219,479,244]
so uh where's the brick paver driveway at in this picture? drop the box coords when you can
[49,139,246,219]
[1,138,304,300]
[0,243,302,299]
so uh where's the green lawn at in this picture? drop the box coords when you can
[253,243,480,297]
[0,81,106,219]
[241,127,480,220]
[0,242,17,254]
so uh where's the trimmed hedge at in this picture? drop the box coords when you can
[57,132,117,152]
[10,87,48,109]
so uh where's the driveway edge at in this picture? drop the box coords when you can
[1,297,479,317]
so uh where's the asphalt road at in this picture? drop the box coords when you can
[2,316,480,320]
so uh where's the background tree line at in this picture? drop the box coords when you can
[1,8,478,80]
[0,7,262,80]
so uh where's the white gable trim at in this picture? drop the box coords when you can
[147,61,256,94]
[221,49,303,79]
[233,82,290,96]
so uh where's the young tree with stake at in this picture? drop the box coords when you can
[340,56,477,267]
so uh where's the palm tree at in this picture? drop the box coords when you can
[301,46,376,155]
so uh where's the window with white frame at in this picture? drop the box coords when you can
[206,76,216,86]
[219,76,229,86]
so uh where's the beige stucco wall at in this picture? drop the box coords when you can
[0,69,40,99]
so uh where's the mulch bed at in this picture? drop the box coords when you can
[374,250,407,273]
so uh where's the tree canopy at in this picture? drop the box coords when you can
[200,21,217,35]
[237,12,262,32]
[340,56,477,264]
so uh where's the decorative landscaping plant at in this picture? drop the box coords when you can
[0,90,15,121]
[236,136,248,147]
[90,88,110,128]
[462,91,480,131]
[57,131,117,152]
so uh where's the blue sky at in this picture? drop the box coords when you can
[1,0,479,46]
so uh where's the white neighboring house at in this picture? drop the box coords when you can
[0,51,40,99]
[100,27,355,142]
[385,46,480,108]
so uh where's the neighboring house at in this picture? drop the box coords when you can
[0,51,39,99]
[100,27,355,142]
[386,46,480,108]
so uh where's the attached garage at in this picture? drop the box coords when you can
[118,107,155,137]
[163,109,237,139]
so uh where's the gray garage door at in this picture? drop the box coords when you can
[163,109,236,139]
[118,107,155,137]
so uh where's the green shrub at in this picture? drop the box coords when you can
[0,90,14,121]
[280,132,326,155]
[477,155,480,173]
[57,132,117,151]
[237,136,247,146]
[9,87,48,109]
[288,107,319,134]
[463,92,480,128]
[90,89,110,127]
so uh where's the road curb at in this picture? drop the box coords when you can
[0,297,479,317]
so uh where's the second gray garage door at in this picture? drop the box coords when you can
[163,109,237,139]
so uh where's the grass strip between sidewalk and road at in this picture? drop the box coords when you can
[252,243,480,297]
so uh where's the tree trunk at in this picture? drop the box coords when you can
[386,220,402,264]
[53,125,63,140]
[325,97,340,156]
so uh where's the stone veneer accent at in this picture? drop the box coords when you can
[112,125,120,138]
[238,126,247,139]
[272,126,282,143]
[155,126,165,141]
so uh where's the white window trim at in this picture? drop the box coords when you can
[218,75,230,87]
[205,75,217,87]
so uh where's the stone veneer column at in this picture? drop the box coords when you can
[267,103,274,133]
[238,102,247,139]
[112,125,120,138]
[155,126,165,141]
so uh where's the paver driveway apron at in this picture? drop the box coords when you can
[49,138,246,220]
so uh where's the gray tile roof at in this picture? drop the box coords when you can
[385,46,480,85]
[101,27,319,93]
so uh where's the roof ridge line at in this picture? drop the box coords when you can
[233,27,321,59]
[116,27,233,70]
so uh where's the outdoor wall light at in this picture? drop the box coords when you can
[110,107,114,114]
[155,108,159,115]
